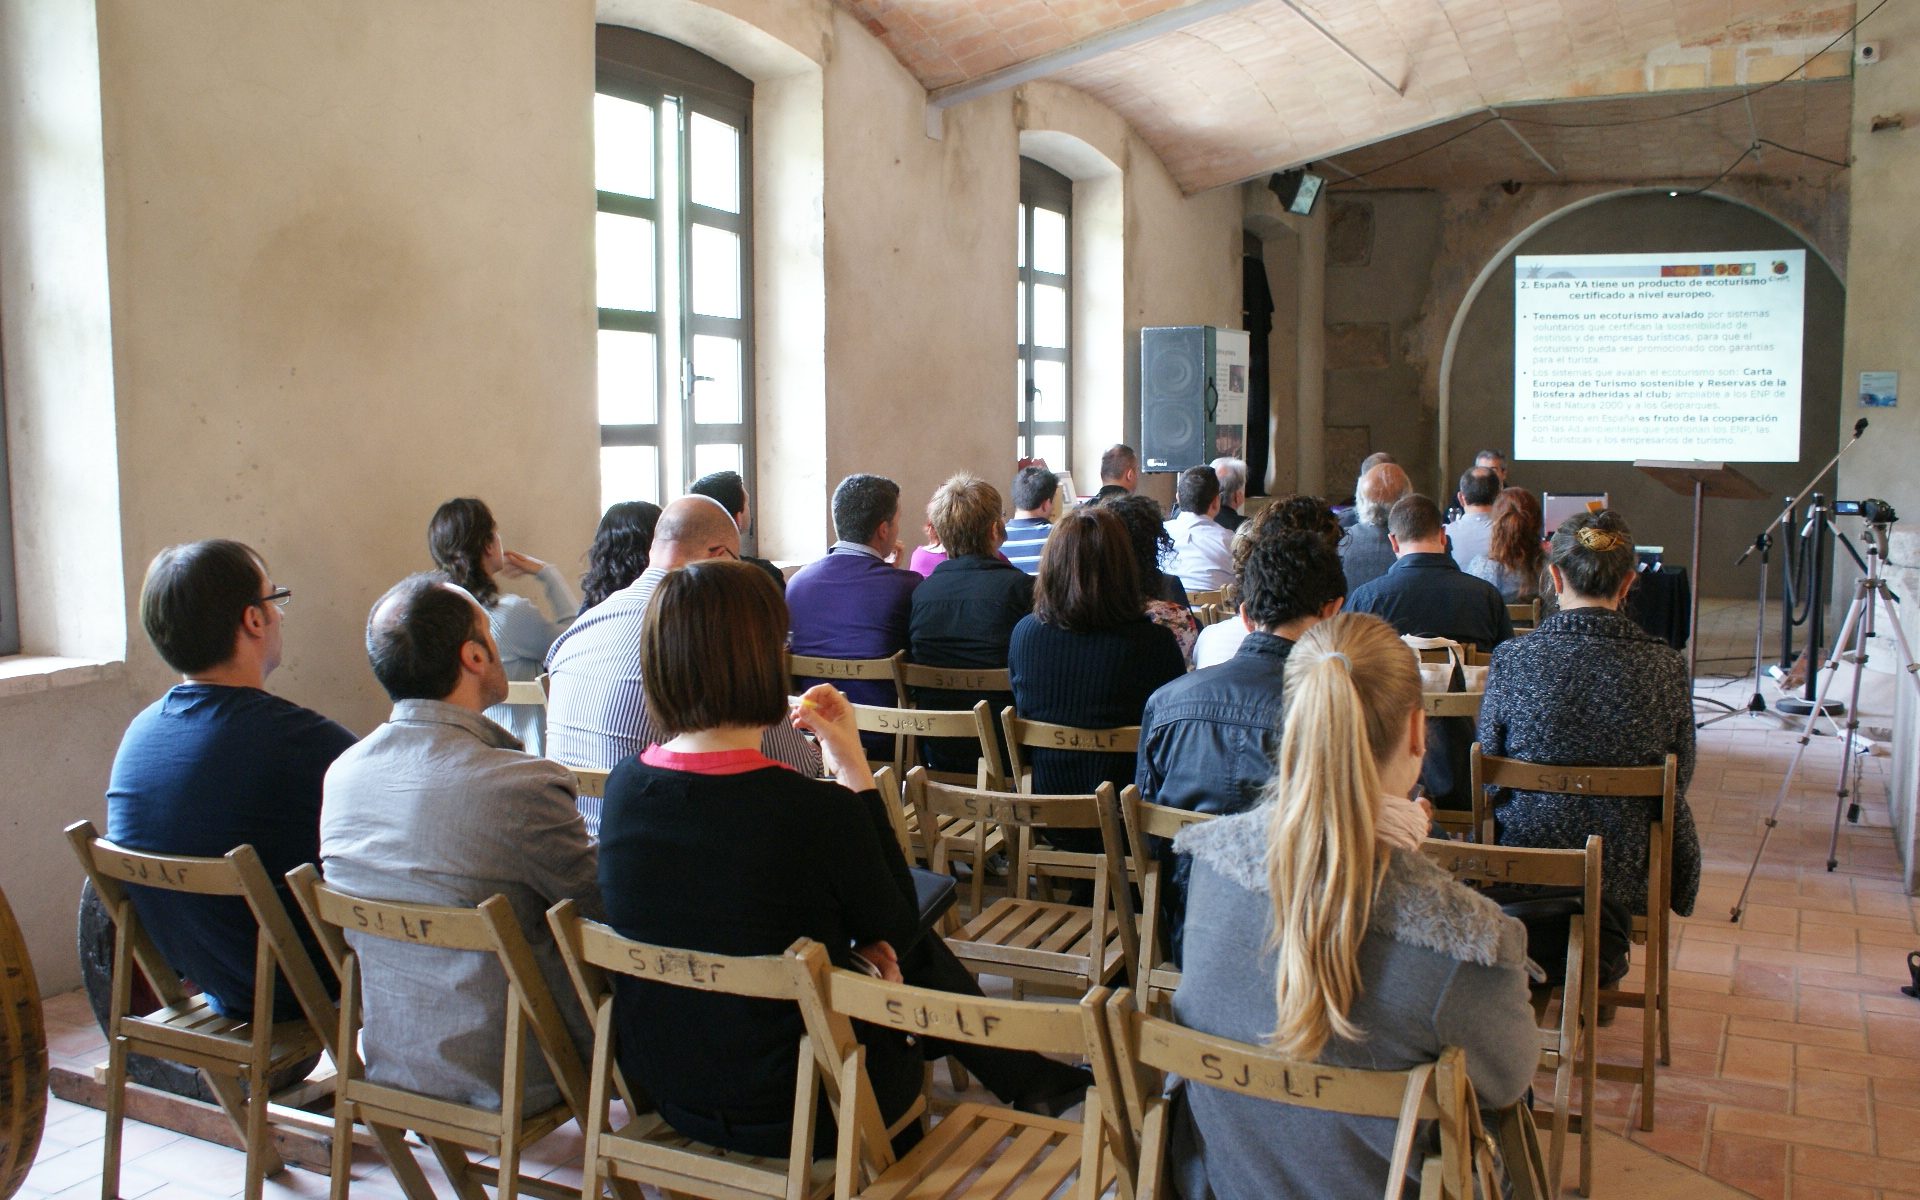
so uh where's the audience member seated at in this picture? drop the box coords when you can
[429,497,575,754]
[1102,493,1198,664]
[1337,450,1396,530]
[321,574,600,1113]
[1338,462,1411,592]
[1168,613,1535,1199]
[1164,465,1236,594]
[908,474,1033,773]
[545,497,820,832]
[1009,508,1185,849]
[1467,486,1557,616]
[1210,456,1249,532]
[1001,465,1057,575]
[578,501,662,613]
[1137,531,1346,961]
[1477,447,1510,486]
[786,474,921,747]
[1480,509,1701,919]
[1445,466,1501,569]
[1094,443,1139,501]
[106,540,355,1021]
[596,561,1091,1157]
[1195,496,1341,668]
[1348,495,1513,653]
[1348,494,1511,810]
[689,469,785,594]
[907,515,946,577]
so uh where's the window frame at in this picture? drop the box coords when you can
[1017,156,1072,468]
[595,27,755,541]
[0,369,16,656]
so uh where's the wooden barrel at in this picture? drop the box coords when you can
[0,885,46,1200]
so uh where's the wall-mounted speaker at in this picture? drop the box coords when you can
[1141,325,1250,472]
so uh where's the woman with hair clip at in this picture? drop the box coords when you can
[1168,612,1537,1198]
[1479,508,1700,924]
[427,497,576,753]
[1467,487,1557,615]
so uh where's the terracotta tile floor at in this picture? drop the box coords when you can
[14,600,1919,1200]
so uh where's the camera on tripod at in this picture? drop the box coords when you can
[1832,498,1898,524]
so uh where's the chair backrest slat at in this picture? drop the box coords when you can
[566,915,800,1000]
[79,841,251,897]
[1475,755,1671,796]
[568,766,611,800]
[1125,1011,1438,1117]
[298,884,501,953]
[1419,838,1588,889]
[504,680,548,708]
[1421,691,1483,720]
[914,775,1107,831]
[822,969,1088,1050]
[896,663,1011,693]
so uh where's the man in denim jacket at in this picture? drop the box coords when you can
[1135,530,1347,963]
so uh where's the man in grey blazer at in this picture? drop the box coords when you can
[322,573,601,1115]
[1337,461,1410,592]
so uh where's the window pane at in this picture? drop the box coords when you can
[596,211,655,312]
[597,330,658,425]
[1033,283,1066,349]
[688,112,740,214]
[1016,284,1026,347]
[594,93,654,198]
[1017,203,1026,269]
[689,224,740,318]
[1032,207,1067,275]
[692,442,743,482]
[1016,358,1026,421]
[1033,435,1066,470]
[1032,359,1066,423]
[600,445,660,512]
[691,334,742,425]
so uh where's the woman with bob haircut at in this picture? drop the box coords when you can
[1168,612,1537,1197]
[908,474,1033,771]
[578,500,663,612]
[595,560,1090,1158]
[1009,506,1186,806]
[427,497,575,752]
[1479,508,1700,919]
[1467,487,1557,615]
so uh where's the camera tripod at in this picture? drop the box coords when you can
[1731,519,1920,920]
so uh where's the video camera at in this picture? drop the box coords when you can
[1832,498,1899,524]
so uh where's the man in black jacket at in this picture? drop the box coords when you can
[1135,530,1346,961]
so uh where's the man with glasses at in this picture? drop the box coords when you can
[106,539,356,1021]
[544,495,819,834]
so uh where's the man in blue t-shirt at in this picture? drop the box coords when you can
[106,539,356,1021]
[1001,465,1057,575]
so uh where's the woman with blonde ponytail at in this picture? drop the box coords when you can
[1167,612,1537,1199]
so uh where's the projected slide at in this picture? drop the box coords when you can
[1514,250,1805,462]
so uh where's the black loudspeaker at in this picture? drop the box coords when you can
[1140,325,1214,472]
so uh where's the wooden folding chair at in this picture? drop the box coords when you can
[545,908,896,1200]
[1421,691,1485,839]
[64,822,338,1200]
[786,650,907,707]
[1115,792,1216,1012]
[569,766,611,802]
[999,709,1139,891]
[1103,992,1493,1200]
[895,663,1012,711]
[788,942,1129,1200]
[904,770,1137,998]
[1185,588,1227,612]
[286,867,601,1200]
[1422,837,1602,1195]
[853,702,1007,912]
[1472,746,1678,1132]
[1507,599,1543,633]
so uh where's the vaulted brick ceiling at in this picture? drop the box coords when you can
[834,0,1859,193]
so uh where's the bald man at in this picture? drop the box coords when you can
[544,496,820,832]
[1338,461,1412,591]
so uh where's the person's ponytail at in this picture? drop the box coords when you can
[1262,613,1421,1060]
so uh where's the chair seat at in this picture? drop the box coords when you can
[601,1111,835,1200]
[124,997,322,1068]
[949,899,1125,982]
[342,1078,573,1151]
[860,1104,1111,1200]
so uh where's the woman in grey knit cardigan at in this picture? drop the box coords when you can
[1478,509,1701,917]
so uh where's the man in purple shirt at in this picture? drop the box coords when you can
[786,475,921,750]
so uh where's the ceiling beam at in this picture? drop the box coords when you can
[1274,0,1404,97]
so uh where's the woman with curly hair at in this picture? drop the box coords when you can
[1194,494,1345,669]
[1466,486,1557,615]
[578,501,663,612]
[427,497,575,752]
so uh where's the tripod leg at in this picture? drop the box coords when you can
[1876,585,1920,704]
[1731,590,1869,919]
[1826,601,1876,870]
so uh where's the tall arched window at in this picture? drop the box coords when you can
[1017,157,1071,467]
[594,26,754,531]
